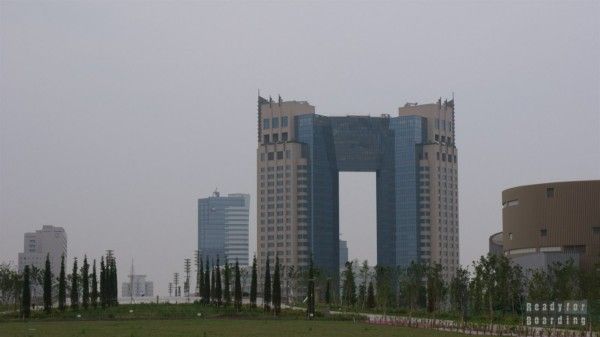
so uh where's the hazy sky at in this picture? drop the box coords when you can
[1,1,599,295]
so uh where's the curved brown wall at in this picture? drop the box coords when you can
[502,180,600,272]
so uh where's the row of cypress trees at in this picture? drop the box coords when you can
[196,254,285,315]
[199,256,244,311]
[21,253,118,318]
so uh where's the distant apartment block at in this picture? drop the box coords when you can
[198,191,250,265]
[18,225,67,277]
[122,274,154,297]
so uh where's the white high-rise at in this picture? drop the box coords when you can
[18,225,67,277]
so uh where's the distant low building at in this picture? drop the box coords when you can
[122,275,153,297]
[18,225,67,277]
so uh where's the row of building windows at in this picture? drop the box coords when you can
[263,132,289,144]
[434,134,453,145]
[263,116,289,129]
[260,165,288,172]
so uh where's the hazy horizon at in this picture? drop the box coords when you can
[1,1,599,295]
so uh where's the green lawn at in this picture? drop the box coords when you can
[0,319,478,337]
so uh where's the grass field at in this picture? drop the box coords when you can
[0,319,479,337]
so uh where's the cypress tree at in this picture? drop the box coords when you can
[58,254,66,312]
[43,253,52,313]
[198,256,204,297]
[367,281,376,309]
[325,279,331,305]
[263,257,271,311]
[81,256,89,309]
[215,256,222,306]
[250,255,257,308]
[91,259,98,309]
[100,257,106,308]
[234,259,242,311]
[21,265,31,318]
[203,259,210,304]
[223,261,231,306]
[307,257,315,318]
[70,258,79,310]
[111,258,118,306]
[272,256,281,315]
[211,268,216,304]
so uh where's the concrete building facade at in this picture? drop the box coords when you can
[500,180,600,272]
[18,225,67,277]
[256,96,459,282]
[198,191,250,265]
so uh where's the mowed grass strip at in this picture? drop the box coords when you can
[0,319,482,337]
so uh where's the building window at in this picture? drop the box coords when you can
[263,118,270,129]
[272,117,279,128]
[267,152,274,160]
[508,232,513,240]
[546,187,554,198]
[281,116,288,127]
[435,134,439,141]
[540,229,547,237]
[281,132,288,141]
[263,134,270,144]
[285,150,290,159]
[277,151,283,160]
[593,227,600,235]
[272,133,279,142]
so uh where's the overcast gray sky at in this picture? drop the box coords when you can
[1,1,599,295]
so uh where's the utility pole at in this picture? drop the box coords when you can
[184,258,191,302]
[173,273,179,297]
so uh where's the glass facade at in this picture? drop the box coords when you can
[294,114,426,275]
[198,193,250,265]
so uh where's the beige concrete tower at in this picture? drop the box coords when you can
[256,97,315,285]
[398,99,459,281]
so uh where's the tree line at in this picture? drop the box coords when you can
[0,252,119,318]
[335,254,600,323]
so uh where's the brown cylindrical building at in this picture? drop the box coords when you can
[502,180,600,272]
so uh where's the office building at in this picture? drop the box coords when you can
[339,240,348,269]
[198,191,250,265]
[497,180,600,272]
[18,225,67,277]
[256,95,459,282]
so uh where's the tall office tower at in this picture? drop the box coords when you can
[198,191,250,266]
[18,225,67,277]
[256,95,458,283]
[339,240,349,269]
